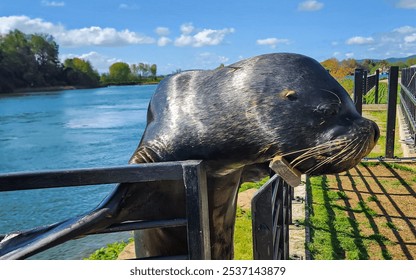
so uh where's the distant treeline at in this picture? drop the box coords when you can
[321,57,416,80]
[0,30,163,94]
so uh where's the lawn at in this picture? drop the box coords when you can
[306,162,416,259]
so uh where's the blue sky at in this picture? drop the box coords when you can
[1,0,416,74]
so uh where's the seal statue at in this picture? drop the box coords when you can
[0,53,379,259]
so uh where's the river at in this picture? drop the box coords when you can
[0,85,156,259]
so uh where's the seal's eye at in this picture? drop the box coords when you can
[315,103,340,116]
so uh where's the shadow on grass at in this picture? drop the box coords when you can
[361,163,415,260]
[306,163,415,260]
[306,176,346,259]
[334,173,369,259]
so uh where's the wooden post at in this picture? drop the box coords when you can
[385,66,399,158]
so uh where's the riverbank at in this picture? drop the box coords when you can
[0,82,162,96]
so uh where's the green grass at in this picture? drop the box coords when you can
[234,207,253,259]
[367,195,379,202]
[239,177,269,192]
[306,176,372,260]
[384,222,399,231]
[84,238,132,260]
[364,83,389,104]
[362,110,403,158]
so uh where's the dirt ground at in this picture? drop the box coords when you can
[323,163,416,260]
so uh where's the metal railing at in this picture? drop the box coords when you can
[251,175,293,260]
[0,161,211,260]
[251,174,293,260]
[0,160,299,260]
[353,69,380,114]
[400,67,416,147]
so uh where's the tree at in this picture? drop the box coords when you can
[130,64,140,80]
[150,64,157,79]
[109,62,131,84]
[64,58,100,87]
[29,33,63,86]
[406,57,416,67]
[0,30,38,88]
[0,29,102,93]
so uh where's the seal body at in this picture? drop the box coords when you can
[129,53,379,258]
[0,53,379,260]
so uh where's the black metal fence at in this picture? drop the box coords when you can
[251,174,293,260]
[400,67,416,147]
[0,161,211,260]
[0,161,296,260]
[353,69,380,114]
[353,66,405,158]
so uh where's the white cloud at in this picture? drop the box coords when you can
[0,16,234,49]
[346,36,375,45]
[404,33,416,43]
[393,26,416,33]
[196,52,229,68]
[58,26,155,47]
[61,51,120,73]
[396,0,416,9]
[371,25,416,57]
[180,23,195,35]
[0,15,155,47]
[119,3,139,10]
[157,36,172,46]
[41,0,65,7]
[0,15,64,35]
[155,27,170,36]
[298,0,324,11]
[338,25,416,58]
[256,38,290,48]
[174,23,234,47]
[345,52,354,58]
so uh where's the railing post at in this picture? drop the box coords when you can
[354,68,363,115]
[251,175,274,260]
[375,69,380,104]
[363,70,368,104]
[182,161,211,260]
[385,66,399,158]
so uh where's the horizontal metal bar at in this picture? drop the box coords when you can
[92,218,188,234]
[0,161,202,192]
[136,254,188,260]
[362,157,416,163]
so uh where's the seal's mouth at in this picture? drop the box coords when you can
[283,118,379,175]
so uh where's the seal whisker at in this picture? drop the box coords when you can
[291,142,352,167]
[303,138,360,174]
[321,88,341,105]
[281,139,349,157]
[289,139,350,167]
[290,141,349,164]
